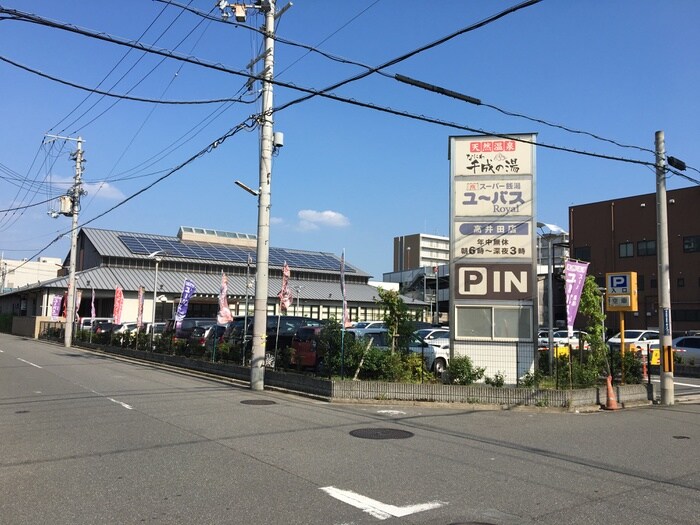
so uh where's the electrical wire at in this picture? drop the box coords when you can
[48,0,173,134]
[0,6,658,169]
[0,55,257,105]
[7,116,258,273]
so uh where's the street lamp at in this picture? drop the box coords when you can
[294,285,304,314]
[148,250,165,349]
[537,222,567,376]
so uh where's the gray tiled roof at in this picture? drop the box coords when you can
[19,267,420,304]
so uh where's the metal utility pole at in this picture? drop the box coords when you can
[655,130,674,405]
[47,135,85,348]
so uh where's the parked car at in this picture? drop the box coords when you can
[290,325,324,371]
[162,317,217,342]
[409,330,450,376]
[607,329,659,355]
[669,335,700,365]
[538,330,589,350]
[345,327,390,350]
[143,322,166,339]
[113,322,138,334]
[92,321,121,335]
[647,336,700,366]
[186,324,226,355]
[78,317,114,332]
[227,316,323,357]
[351,321,386,335]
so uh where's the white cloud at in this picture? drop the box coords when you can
[83,182,125,200]
[297,209,349,231]
[51,177,125,200]
[270,216,284,225]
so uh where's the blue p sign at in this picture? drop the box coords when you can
[611,275,627,288]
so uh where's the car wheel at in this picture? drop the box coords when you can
[265,352,275,368]
[433,358,447,377]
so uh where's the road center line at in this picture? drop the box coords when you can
[17,357,41,368]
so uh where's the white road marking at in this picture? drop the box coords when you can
[0,349,4,352]
[17,358,41,368]
[651,379,700,388]
[377,410,406,416]
[108,398,133,410]
[321,486,446,520]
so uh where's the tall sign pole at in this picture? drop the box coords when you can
[655,130,674,405]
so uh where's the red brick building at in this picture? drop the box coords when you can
[569,186,699,335]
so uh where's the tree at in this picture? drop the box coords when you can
[376,288,414,354]
[577,276,609,377]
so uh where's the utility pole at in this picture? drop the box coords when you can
[219,1,283,390]
[655,130,674,405]
[49,135,85,348]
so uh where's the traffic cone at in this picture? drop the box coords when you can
[605,375,620,410]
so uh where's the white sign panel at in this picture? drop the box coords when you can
[452,136,533,176]
[454,179,532,217]
[454,221,532,259]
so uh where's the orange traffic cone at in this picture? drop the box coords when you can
[605,375,620,410]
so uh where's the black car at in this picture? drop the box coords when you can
[162,317,217,342]
[227,316,322,353]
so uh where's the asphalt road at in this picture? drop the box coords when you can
[1,333,698,525]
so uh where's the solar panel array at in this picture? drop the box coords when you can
[119,235,354,273]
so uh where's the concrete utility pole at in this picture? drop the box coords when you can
[62,136,85,348]
[655,130,674,405]
[220,1,280,390]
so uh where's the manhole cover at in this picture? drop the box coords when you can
[349,428,414,440]
[672,435,690,440]
[240,399,276,406]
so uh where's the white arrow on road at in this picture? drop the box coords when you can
[321,486,446,520]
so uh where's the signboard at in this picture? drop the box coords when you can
[454,221,531,259]
[452,138,533,176]
[605,272,638,312]
[454,263,531,300]
[450,133,536,348]
[453,179,532,216]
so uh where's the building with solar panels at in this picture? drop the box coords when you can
[1,226,422,337]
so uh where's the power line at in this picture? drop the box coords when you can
[0,55,258,105]
[9,116,258,272]
[0,6,657,169]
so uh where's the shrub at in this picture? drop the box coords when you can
[485,371,505,387]
[446,355,485,385]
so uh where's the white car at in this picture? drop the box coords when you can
[537,330,589,350]
[607,330,659,354]
[409,330,450,376]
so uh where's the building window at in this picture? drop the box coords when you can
[573,246,591,261]
[650,278,657,289]
[677,277,685,288]
[683,235,700,253]
[619,242,633,258]
[637,240,656,256]
[638,275,644,291]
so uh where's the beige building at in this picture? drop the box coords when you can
[1,256,62,293]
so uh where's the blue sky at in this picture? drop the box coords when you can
[1,0,698,279]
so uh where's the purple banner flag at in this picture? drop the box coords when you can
[51,294,62,321]
[175,279,196,327]
[564,260,589,336]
